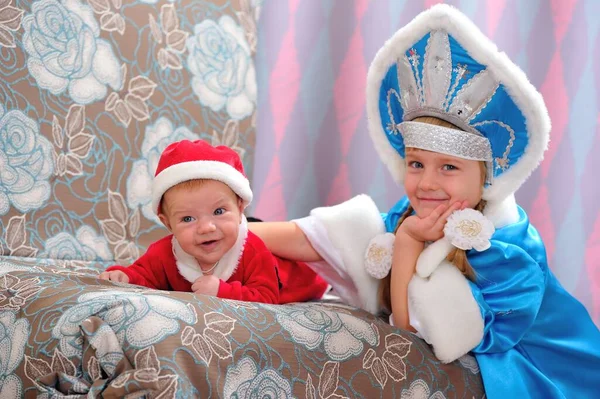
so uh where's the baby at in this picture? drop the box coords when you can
[99,139,328,304]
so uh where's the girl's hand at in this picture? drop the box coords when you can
[399,200,467,242]
[98,270,129,283]
[191,275,220,296]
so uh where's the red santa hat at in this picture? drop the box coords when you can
[151,139,253,214]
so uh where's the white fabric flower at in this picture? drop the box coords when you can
[364,233,395,279]
[0,106,54,214]
[443,208,494,251]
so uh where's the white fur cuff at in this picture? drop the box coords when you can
[408,261,484,363]
[307,194,385,314]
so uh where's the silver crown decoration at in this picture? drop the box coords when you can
[395,31,499,132]
[386,30,512,180]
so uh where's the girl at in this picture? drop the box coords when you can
[250,5,600,398]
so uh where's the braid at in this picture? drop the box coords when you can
[379,205,414,313]
[378,200,487,312]
[394,205,414,233]
[445,199,487,281]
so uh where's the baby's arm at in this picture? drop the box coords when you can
[98,269,129,283]
[213,250,280,304]
[251,194,390,313]
[249,221,322,262]
[100,243,169,289]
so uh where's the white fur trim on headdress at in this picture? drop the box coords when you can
[152,160,253,214]
[366,4,551,207]
[173,215,248,283]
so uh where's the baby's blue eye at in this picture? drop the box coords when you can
[182,216,193,223]
[214,208,225,216]
[409,161,423,168]
[442,164,457,171]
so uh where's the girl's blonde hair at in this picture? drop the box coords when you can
[378,116,487,313]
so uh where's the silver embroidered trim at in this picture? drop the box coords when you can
[399,122,492,161]
[444,64,467,110]
[398,122,494,184]
[399,121,494,184]
[472,120,516,170]
[387,89,402,134]
[398,55,420,112]
[448,69,499,122]
[407,49,424,103]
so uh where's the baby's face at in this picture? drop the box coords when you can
[159,180,243,271]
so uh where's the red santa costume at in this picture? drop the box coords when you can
[107,139,329,304]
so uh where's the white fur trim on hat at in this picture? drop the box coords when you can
[152,160,253,214]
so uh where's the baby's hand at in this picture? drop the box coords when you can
[98,270,129,283]
[191,275,220,296]
[399,201,466,242]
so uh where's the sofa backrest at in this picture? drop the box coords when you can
[0,0,259,267]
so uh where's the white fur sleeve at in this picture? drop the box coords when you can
[292,195,385,314]
[408,261,484,363]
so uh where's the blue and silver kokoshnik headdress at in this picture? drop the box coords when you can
[366,4,551,205]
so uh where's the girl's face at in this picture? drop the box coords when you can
[404,148,484,218]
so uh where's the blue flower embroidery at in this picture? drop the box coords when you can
[53,291,197,356]
[186,16,257,120]
[22,0,122,104]
[223,357,293,399]
[0,106,54,215]
[0,312,29,398]
[126,117,200,223]
[42,226,111,261]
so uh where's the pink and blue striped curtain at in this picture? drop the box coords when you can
[250,0,600,325]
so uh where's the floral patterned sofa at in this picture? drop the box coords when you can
[0,0,485,397]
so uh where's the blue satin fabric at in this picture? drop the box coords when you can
[383,197,600,398]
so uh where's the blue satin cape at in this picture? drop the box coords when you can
[384,196,600,399]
